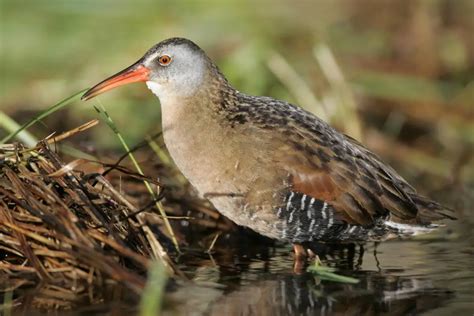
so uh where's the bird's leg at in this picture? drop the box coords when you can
[356,244,365,269]
[373,242,381,271]
[293,243,307,259]
[293,243,308,274]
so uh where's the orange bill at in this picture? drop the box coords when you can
[82,63,150,101]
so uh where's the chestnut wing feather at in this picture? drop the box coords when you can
[278,124,418,226]
[237,94,420,226]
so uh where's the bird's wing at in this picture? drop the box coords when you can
[238,94,420,226]
[276,124,419,226]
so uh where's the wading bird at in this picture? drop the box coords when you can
[82,38,455,268]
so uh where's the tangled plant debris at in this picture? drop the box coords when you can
[0,138,185,309]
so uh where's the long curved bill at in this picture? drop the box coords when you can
[81,61,150,101]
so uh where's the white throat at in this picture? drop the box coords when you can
[146,81,165,100]
[145,75,204,106]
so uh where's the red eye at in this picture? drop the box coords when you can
[158,55,172,66]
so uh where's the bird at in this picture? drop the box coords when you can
[82,37,455,264]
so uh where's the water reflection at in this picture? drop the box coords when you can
[168,237,457,316]
[201,273,451,316]
[5,224,472,315]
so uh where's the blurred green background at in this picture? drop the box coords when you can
[1,0,473,194]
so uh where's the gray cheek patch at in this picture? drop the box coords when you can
[144,46,207,99]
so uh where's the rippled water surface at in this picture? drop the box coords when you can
[162,220,473,316]
[13,199,474,316]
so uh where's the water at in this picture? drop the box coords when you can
[8,201,474,316]
[164,221,473,316]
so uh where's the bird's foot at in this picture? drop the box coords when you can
[293,243,313,274]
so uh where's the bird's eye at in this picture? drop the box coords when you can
[158,55,172,66]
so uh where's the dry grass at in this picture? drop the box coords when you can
[0,137,183,309]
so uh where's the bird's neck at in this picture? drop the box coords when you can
[157,67,239,117]
[156,64,239,150]
[157,71,246,200]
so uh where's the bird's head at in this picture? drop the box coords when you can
[82,38,210,102]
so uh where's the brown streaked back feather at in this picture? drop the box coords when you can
[278,129,420,227]
[229,92,453,228]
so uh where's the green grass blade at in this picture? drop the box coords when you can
[94,102,180,252]
[139,260,168,316]
[0,111,38,146]
[0,89,88,144]
[308,261,360,284]
[145,135,172,166]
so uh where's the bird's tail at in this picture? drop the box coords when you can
[382,194,455,237]
[410,194,457,223]
[384,220,440,236]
